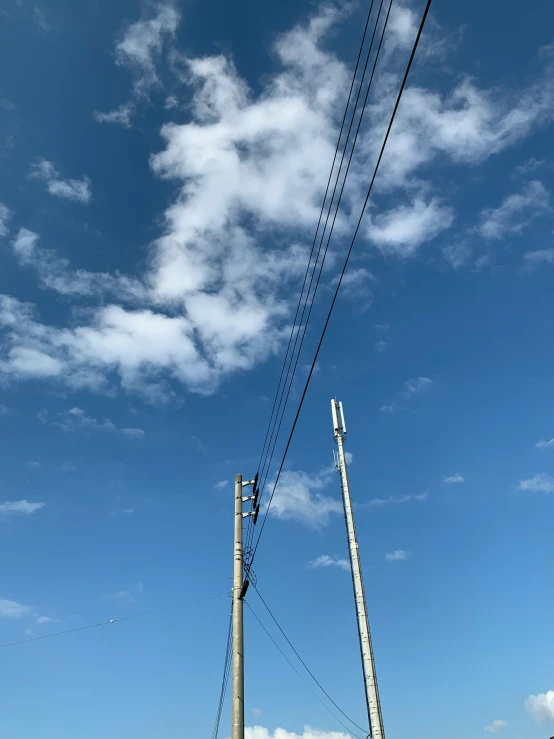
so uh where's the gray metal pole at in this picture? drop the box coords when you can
[332,400,385,739]
[232,474,245,739]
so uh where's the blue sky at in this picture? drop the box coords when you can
[1,0,554,737]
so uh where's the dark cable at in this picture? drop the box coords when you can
[254,0,378,509]
[0,591,229,649]
[255,0,390,517]
[245,600,366,739]
[212,607,234,739]
[252,583,369,736]
[252,0,433,560]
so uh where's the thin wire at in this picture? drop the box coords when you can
[252,0,433,561]
[0,591,230,650]
[255,0,389,517]
[254,0,378,507]
[245,600,367,739]
[252,583,369,736]
[212,607,234,739]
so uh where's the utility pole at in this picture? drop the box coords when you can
[232,473,259,739]
[331,399,385,739]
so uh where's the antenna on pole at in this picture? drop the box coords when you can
[331,399,385,739]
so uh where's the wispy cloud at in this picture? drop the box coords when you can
[525,690,554,721]
[33,7,51,33]
[523,248,554,268]
[0,202,12,238]
[478,180,550,240]
[213,480,229,490]
[370,492,427,507]
[379,404,395,413]
[265,464,342,529]
[518,473,554,493]
[54,408,144,438]
[94,2,180,126]
[29,159,91,203]
[0,500,46,516]
[484,720,508,733]
[443,473,464,484]
[536,438,554,449]
[385,549,410,562]
[110,508,135,517]
[308,554,350,571]
[0,598,33,618]
[375,322,389,331]
[60,461,77,472]
[402,376,433,398]
[512,157,543,178]
[373,340,389,353]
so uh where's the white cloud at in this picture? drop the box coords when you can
[402,376,433,398]
[111,508,135,516]
[370,492,427,506]
[246,728,352,739]
[478,180,550,240]
[308,554,350,571]
[536,438,554,449]
[251,708,262,720]
[0,202,12,237]
[379,404,395,413]
[0,405,9,415]
[484,720,508,733]
[213,480,229,490]
[373,340,388,353]
[385,549,410,562]
[37,409,48,424]
[0,598,33,618]
[109,582,143,603]
[0,500,46,516]
[29,159,92,203]
[375,322,389,331]
[512,157,543,178]
[3,4,554,402]
[95,2,180,125]
[443,473,464,484]
[35,616,58,625]
[265,465,341,528]
[524,248,554,267]
[442,242,472,270]
[33,7,51,33]
[60,461,77,472]
[10,229,145,300]
[367,197,454,257]
[518,473,554,493]
[53,407,144,438]
[525,691,554,722]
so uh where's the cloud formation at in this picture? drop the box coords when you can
[246,728,352,739]
[30,159,92,203]
[265,464,342,528]
[478,180,550,240]
[518,473,554,493]
[0,500,46,516]
[385,549,410,561]
[370,492,427,506]
[53,407,144,438]
[308,554,350,571]
[484,720,508,733]
[525,691,554,722]
[443,473,464,484]
[402,376,433,398]
[95,2,180,126]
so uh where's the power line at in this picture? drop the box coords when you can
[254,0,391,523]
[251,0,381,549]
[252,0,433,562]
[245,599,368,739]
[212,606,234,739]
[0,591,230,650]
[252,583,369,736]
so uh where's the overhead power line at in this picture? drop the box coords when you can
[0,591,229,650]
[252,0,433,563]
[211,607,234,739]
[252,583,369,736]
[245,599,368,739]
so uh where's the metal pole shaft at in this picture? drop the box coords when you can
[232,474,244,739]
[336,425,385,739]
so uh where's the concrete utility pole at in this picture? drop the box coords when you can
[331,399,385,739]
[232,474,245,739]
[232,474,259,739]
